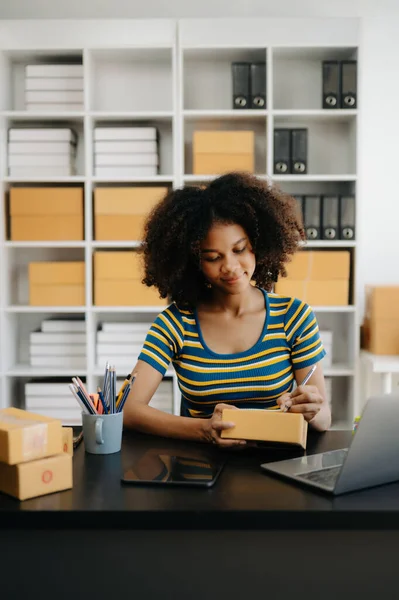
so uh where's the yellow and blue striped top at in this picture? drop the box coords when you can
[138,289,326,418]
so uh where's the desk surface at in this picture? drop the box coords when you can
[1,429,399,530]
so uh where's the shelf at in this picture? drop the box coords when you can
[272,175,357,182]
[1,111,85,119]
[184,109,268,119]
[91,306,166,313]
[6,365,87,377]
[303,241,356,248]
[6,306,87,313]
[92,175,174,183]
[5,241,87,248]
[272,109,357,122]
[4,176,86,183]
[312,306,356,313]
[90,111,174,120]
[92,241,142,248]
[324,364,355,377]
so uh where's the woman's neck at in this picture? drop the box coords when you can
[205,285,262,317]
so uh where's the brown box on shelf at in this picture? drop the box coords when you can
[94,186,168,241]
[192,131,254,175]
[274,279,349,306]
[93,251,166,307]
[365,286,399,321]
[362,286,399,355]
[0,407,63,465]
[9,187,83,241]
[0,453,73,501]
[221,409,308,449]
[29,261,85,306]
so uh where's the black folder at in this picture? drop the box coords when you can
[273,129,291,174]
[232,62,250,109]
[291,129,308,174]
[339,195,356,239]
[250,62,266,109]
[340,61,357,109]
[322,61,340,109]
[303,195,321,240]
[321,195,339,240]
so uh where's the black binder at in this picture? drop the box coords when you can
[273,129,291,174]
[340,61,357,109]
[322,61,340,109]
[291,129,308,174]
[339,195,356,239]
[321,195,339,240]
[232,62,250,109]
[250,62,266,109]
[303,195,321,240]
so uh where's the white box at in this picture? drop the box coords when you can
[94,166,158,177]
[25,64,84,78]
[25,395,77,409]
[30,344,86,356]
[9,141,76,155]
[30,332,86,344]
[26,407,82,426]
[8,166,75,177]
[94,153,158,167]
[8,153,74,167]
[94,141,158,154]
[25,382,74,396]
[94,127,157,141]
[96,343,143,355]
[8,128,77,142]
[25,77,83,91]
[101,322,151,334]
[30,356,86,368]
[25,103,84,111]
[41,319,86,333]
[26,90,84,103]
[97,332,147,343]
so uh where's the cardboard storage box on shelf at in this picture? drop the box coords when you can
[221,409,308,449]
[9,187,83,241]
[0,407,63,465]
[94,186,167,241]
[94,251,166,306]
[274,251,350,306]
[29,261,85,306]
[361,285,399,355]
[193,131,254,175]
[0,452,73,501]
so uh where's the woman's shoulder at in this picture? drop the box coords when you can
[155,301,195,325]
[266,291,313,315]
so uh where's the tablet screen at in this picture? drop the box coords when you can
[122,452,225,487]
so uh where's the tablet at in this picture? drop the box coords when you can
[121,452,225,488]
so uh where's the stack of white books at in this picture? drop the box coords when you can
[24,64,84,111]
[96,321,151,369]
[115,377,173,414]
[25,378,83,425]
[320,330,333,368]
[93,126,159,177]
[29,318,86,368]
[8,127,77,177]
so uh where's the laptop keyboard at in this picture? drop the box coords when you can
[297,465,342,488]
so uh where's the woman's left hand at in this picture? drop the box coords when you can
[277,385,324,423]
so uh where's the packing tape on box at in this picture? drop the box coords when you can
[0,414,48,460]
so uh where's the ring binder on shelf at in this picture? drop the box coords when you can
[340,60,357,109]
[232,62,250,109]
[250,62,266,109]
[322,195,339,240]
[322,61,340,109]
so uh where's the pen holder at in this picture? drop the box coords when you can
[82,411,123,455]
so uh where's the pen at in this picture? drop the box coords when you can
[283,363,317,413]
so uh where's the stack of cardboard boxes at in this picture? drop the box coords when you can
[93,251,166,307]
[192,130,254,175]
[9,187,84,241]
[275,250,350,306]
[362,286,399,355]
[93,186,167,241]
[0,408,73,501]
[28,261,85,306]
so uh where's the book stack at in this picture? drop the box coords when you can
[116,378,173,414]
[24,64,84,111]
[8,127,77,177]
[25,378,82,425]
[96,321,151,368]
[93,126,159,178]
[29,318,86,369]
[319,330,333,368]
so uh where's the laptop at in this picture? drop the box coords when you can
[261,395,399,495]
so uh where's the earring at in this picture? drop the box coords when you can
[205,282,212,289]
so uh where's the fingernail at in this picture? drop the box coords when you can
[285,400,292,408]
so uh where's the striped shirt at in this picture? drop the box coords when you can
[138,288,326,418]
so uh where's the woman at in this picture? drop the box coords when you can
[124,172,331,447]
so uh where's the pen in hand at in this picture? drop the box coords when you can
[282,363,317,413]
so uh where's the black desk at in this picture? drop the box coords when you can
[1,430,399,598]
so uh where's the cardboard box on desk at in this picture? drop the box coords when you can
[0,452,72,501]
[193,131,254,175]
[93,250,166,306]
[221,409,308,449]
[94,186,168,241]
[29,261,85,306]
[0,407,63,465]
[274,251,350,306]
[9,187,83,241]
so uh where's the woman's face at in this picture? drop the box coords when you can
[199,222,256,294]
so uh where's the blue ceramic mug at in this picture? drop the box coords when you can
[82,412,123,455]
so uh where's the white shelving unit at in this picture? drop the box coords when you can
[0,18,360,428]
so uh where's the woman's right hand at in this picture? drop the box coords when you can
[202,403,246,448]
